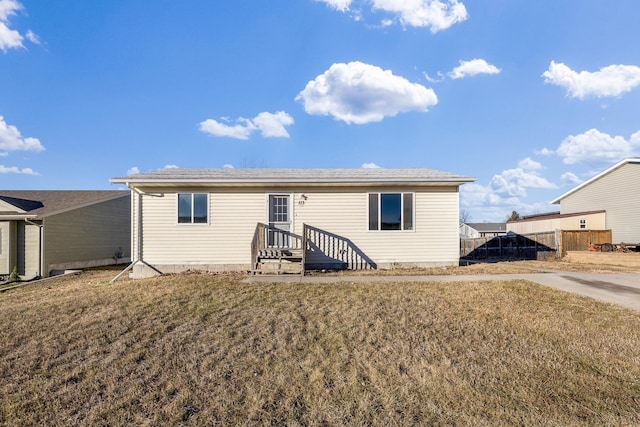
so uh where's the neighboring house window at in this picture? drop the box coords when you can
[178,193,208,224]
[579,219,587,229]
[368,193,414,231]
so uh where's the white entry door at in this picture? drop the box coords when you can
[268,194,291,248]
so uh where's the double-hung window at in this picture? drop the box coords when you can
[178,193,208,224]
[368,192,414,231]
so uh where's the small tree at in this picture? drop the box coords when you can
[9,266,19,282]
[459,209,472,224]
[507,210,521,221]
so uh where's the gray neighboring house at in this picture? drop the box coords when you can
[111,168,475,278]
[0,191,131,279]
[551,158,640,243]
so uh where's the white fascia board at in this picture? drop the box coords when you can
[551,158,640,204]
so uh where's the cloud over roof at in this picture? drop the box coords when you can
[296,61,438,124]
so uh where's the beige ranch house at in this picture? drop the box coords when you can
[111,168,475,278]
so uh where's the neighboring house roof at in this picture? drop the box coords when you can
[0,191,129,219]
[111,168,476,187]
[465,222,507,233]
[0,196,44,212]
[551,158,640,204]
[507,210,605,223]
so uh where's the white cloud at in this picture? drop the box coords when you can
[371,0,467,32]
[460,182,504,207]
[423,71,444,83]
[0,0,21,21]
[556,128,640,165]
[223,164,234,169]
[561,172,582,185]
[489,161,557,198]
[536,147,554,156]
[0,164,38,175]
[199,117,254,140]
[460,158,557,220]
[361,162,381,168]
[164,164,178,169]
[251,111,295,138]
[0,0,39,52]
[0,151,7,156]
[127,166,140,175]
[460,177,557,223]
[542,61,640,99]
[448,59,501,80]
[296,61,438,124]
[0,116,45,152]
[199,111,294,140]
[315,0,352,12]
[316,0,467,32]
[0,0,23,52]
[25,29,39,45]
[489,172,554,198]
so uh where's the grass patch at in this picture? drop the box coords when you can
[1,269,640,425]
[308,259,640,276]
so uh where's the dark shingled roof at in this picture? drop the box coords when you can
[0,195,44,212]
[0,190,128,218]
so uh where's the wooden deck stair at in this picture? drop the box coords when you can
[252,248,304,275]
[251,223,306,276]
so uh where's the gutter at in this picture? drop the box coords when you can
[110,188,162,283]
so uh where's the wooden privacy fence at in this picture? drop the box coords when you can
[560,230,611,257]
[461,229,613,260]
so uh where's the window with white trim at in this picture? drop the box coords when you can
[178,193,208,224]
[579,219,586,229]
[368,192,414,231]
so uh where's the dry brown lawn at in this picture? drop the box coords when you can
[309,259,640,276]
[1,267,640,425]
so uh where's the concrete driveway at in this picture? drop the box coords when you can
[246,271,640,312]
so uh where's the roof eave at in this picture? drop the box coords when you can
[111,177,476,187]
[0,214,39,220]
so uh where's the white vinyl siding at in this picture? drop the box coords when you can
[294,187,458,266]
[133,185,461,271]
[560,162,640,243]
[136,189,264,266]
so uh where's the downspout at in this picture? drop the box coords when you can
[24,218,43,279]
[110,187,162,283]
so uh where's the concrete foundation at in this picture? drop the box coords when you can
[127,260,459,279]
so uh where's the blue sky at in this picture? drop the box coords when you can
[2,0,640,222]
